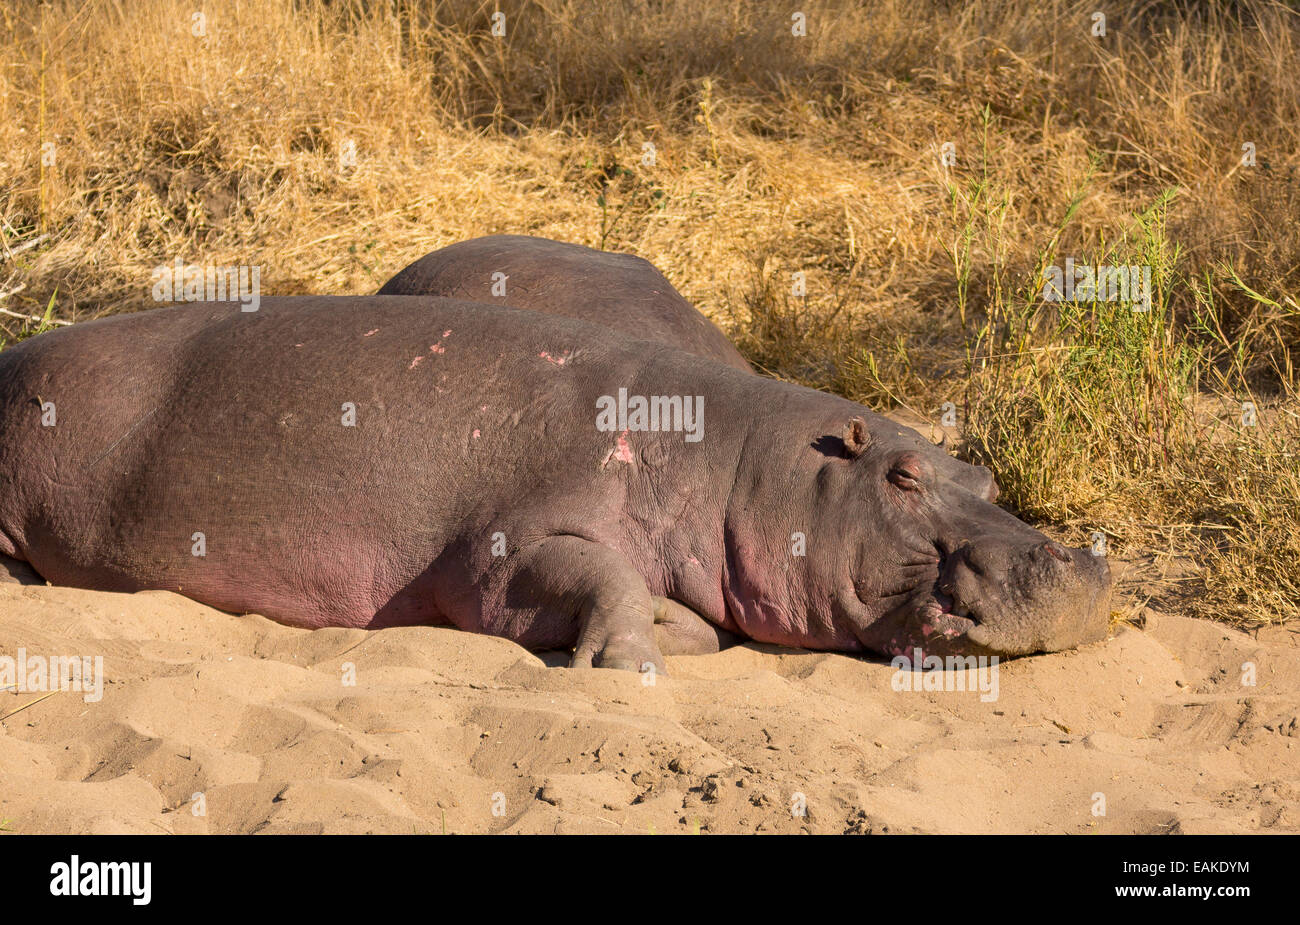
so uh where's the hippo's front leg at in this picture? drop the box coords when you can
[513,536,665,674]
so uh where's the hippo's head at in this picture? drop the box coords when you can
[803,417,1112,659]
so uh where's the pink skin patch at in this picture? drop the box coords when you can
[614,431,634,463]
[539,351,569,366]
[294,343,303,348]
[442,330,452,337]
[364,329,379,337]
[472,429,481,439]
[408,356,424,370]
[600,430,635,469]
[429,343,445,354]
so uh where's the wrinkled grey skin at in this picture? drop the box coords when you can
[0,297,1111,670]
[379,234,753,372]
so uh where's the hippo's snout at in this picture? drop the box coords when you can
[1035,543,1113,652]
[958,539,1113,656]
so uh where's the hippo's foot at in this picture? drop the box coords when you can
[572,601,664,673]
[652,597,740,655]
[514,535,665,674]
[571,581,664,673]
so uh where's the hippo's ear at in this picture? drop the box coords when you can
[843,417,871,458]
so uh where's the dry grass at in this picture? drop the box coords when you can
[1,0,1296,625]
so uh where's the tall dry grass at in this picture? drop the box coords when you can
[1,0,1296,624]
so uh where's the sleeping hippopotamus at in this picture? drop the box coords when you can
[379,234,753,372]
[0,297,1112,669]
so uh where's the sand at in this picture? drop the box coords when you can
[1,575,1296,836]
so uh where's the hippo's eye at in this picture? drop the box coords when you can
[888,464,922,491]
[888,453,929,491]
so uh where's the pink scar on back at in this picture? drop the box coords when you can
[428,331,452,354]
[539,351,569,366]
[364,329,379,337]
[408,356,424,369]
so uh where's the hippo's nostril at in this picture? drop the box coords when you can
[1043,542,1071,564]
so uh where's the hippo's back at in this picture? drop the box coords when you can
[378,235,753,372]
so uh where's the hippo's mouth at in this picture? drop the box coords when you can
[921,542,982,639]
[919,589,980,639]
[853,547,1000,655]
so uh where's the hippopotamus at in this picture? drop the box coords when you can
[0,297,1112,669]
[379,234,753,372]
